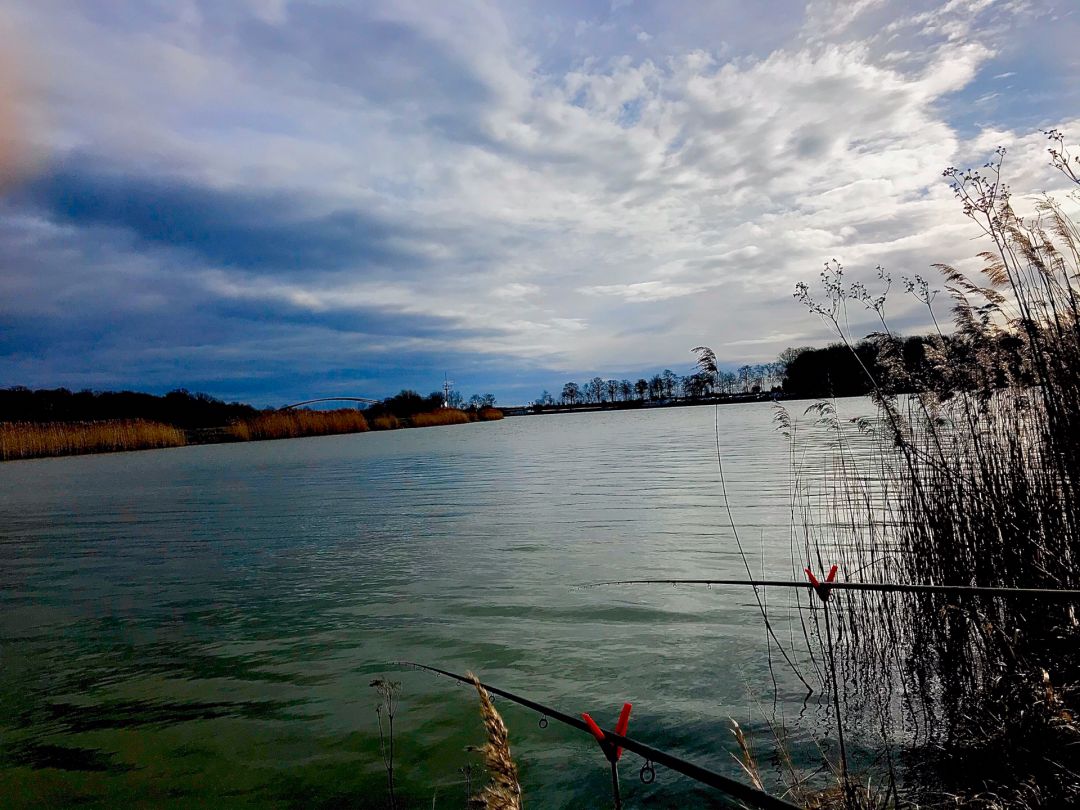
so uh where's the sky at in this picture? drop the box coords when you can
[0,0,1077,407]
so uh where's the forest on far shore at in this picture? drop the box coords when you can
[535,329,1028,408]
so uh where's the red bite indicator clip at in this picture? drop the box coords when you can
[805,564,839,603]
[581,702,632,763]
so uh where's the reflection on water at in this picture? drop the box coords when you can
[0,402,872,808]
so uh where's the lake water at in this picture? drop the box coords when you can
[0,402,872,808]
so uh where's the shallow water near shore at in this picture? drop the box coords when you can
[0,401,875,808]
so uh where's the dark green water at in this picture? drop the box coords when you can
[0,403,855,808]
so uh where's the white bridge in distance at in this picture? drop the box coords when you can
[278,397,382,410]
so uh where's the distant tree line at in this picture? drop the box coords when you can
[0,387,258,429]
[0,386,501,429]
[536,363,784,409]
[363,389,496,420]
[778,331,1029,399]
[536,330,1030,409]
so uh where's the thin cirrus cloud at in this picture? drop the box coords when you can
[0,0,1076,405]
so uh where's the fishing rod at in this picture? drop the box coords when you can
[398,661,800,810]
[582,577,1080,601]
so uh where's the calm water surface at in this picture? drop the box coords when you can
[0,402,870,808]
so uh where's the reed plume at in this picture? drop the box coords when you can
[468,673,522,810]
[729,719,765,792]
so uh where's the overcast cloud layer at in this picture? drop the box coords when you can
[0,0,1077,405]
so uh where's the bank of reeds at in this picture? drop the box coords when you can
[411,408,471,427]
[787,137,1080,807]
[370,414,401,430]
[228,408,369,441]
[226,406,498,442]
[0,419,186,460]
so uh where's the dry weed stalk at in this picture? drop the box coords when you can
[370,678,401,809]
[730,718,765,792]
[468,673,523,810]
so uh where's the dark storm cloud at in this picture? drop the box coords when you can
[211,297,507,342]
[17,158,424,275]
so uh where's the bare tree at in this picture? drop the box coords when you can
[605,378,620,402]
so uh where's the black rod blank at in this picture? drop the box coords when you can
[397,661,800,810]
[583,578,1080,600]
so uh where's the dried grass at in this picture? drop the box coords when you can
[370,414,401,431]
[411,408,471,427]
[0,419,186,460]
[468,673,523,810]
[228,408,369,441]
[729,719,765,792]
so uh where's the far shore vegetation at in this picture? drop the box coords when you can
[0,419,187,461]
[0,387,503,461]
[531,331,1003,413]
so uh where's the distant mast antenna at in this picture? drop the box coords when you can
[442,374,454,408]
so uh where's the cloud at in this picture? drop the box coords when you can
[18,159,427,275]
[0,0,1076,403]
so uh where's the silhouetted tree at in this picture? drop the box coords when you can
[646,374,662,400]
[0,387,258,429]
[661,369,678,400]
[587,376,605,404]
[605,379,620,402]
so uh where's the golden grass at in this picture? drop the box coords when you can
[729,719,765,792]
[229,408,369,441]
[410,408,471,427]
[468,672,523,810]
[0,420,186,461]
[0,405,502,461]
[369,414,401,431]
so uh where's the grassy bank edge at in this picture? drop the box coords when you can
[0,407,504,462]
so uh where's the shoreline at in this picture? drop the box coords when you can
[0,407,504,463]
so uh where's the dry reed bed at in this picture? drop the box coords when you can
[410,408,471,427]
[0,420,186,460]
[229,406,503,440]
[1,406,507,460]
[228,408,369,441]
